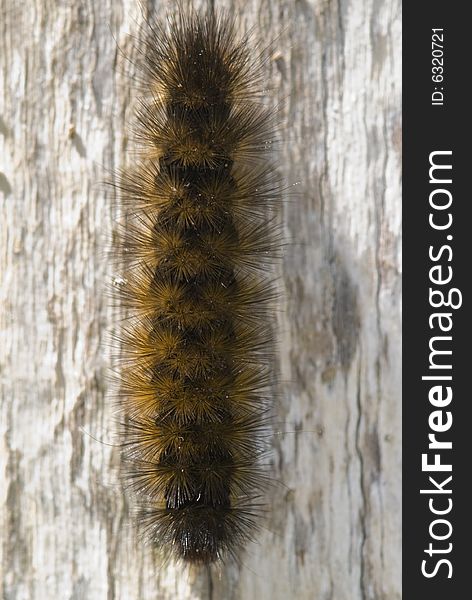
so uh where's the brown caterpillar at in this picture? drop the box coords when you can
[113,4,281,565]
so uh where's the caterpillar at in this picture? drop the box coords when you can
[113,4,281,565]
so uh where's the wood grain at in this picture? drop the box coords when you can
[1,0,401,598]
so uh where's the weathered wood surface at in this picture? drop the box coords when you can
[1,0,401,598]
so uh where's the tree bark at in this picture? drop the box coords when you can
[1,0,401,598]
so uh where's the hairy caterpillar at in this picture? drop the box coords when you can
[113,5,281,565]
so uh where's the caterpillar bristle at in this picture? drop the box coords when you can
[113,5,281,565]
